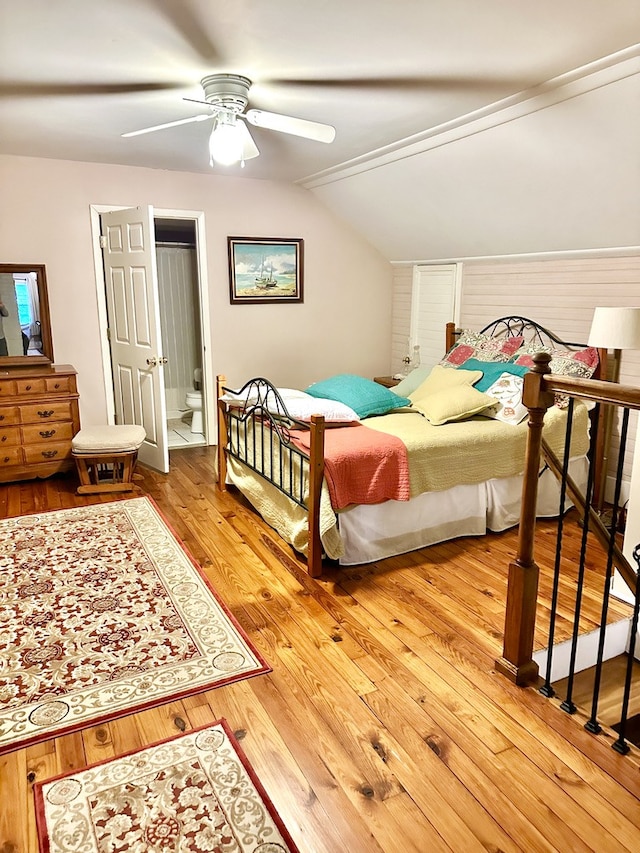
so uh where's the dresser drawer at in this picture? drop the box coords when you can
[22,422,74,445]
[20,402,73,424]
[16,378,47,395]
[0,426,21,447]
[0,406,20,426]
[23,441,72,465]
[45,376,74,394]
[0,380,18,399]
[0,447,23,467]
[0,365,79,483]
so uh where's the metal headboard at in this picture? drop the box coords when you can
[478,316,587,349]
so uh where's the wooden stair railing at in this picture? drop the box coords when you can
[496,352,640,686]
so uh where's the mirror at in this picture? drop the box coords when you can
[0,264,53,367]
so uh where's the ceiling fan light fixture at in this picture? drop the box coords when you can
[208,112,245,166]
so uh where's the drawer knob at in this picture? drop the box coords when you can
[0,415,4,421]
[1,435,6,442]
[54,383,60,389]
[42,450,58,459]
[37,410,55,418]
[2,456,8,463]
[25,384,32,390]
[39,429,56,438]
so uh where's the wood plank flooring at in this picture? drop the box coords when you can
[1,446,638,852]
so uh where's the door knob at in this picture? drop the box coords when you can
[146,356,158,367]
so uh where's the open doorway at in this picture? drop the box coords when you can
[91,205,213,473]
[154,218,206,449]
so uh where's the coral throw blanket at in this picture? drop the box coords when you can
[290,423,410,510]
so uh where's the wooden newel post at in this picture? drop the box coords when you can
[495,352,554,685]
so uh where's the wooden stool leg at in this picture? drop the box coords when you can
[74,450,141,495]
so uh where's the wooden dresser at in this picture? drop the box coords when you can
[0,364,80,483]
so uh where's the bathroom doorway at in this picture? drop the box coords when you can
[92,204,213,472]
[154,218,206,449]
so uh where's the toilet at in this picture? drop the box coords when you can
[185,368,203,434]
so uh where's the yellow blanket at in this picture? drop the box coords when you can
[224,403,589,560]
[363,403,589,497]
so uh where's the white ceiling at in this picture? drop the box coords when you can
[1,0,639,184]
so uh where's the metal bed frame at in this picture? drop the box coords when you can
[216,375,326,576]
[218,319,605,577]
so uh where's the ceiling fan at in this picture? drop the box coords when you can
[121,74,336,167]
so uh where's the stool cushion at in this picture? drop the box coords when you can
[72,425,147,454]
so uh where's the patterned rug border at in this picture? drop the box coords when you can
[0,496,271,756]
[34,717,301,853]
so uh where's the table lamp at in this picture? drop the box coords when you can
[588,306,640,513]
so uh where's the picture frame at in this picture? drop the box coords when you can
[227,237,304,304]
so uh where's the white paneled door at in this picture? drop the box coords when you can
[410,264,459,371]
[101,206,169,473]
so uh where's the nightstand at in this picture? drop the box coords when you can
[373,375,400,388]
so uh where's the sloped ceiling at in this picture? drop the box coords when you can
[304,53,640,259]
[0,1,639,259]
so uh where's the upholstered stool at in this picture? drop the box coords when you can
[72,425,146,495]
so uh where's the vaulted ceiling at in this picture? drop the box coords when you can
[1,1,639,259]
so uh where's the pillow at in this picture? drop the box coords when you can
[390,365,433,397]
[441,330,524,367]
[281,395,360,423]
[411,385,496,425]
[408,364,483,402]
[305,374,411,419]
[456,358,530,392]
[222,387,360,423]
[482,372,528,425]
[511,345,599,379]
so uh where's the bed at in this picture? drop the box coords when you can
[216,317,604,576]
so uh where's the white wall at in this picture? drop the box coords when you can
[0,155,392,425]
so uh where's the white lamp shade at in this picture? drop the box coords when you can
[209,115,259,166]
[588,307,640,350]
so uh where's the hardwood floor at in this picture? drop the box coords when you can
[1,446,638,852]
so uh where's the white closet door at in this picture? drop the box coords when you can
[410,264,459,371]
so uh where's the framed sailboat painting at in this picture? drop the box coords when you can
[228,236,304,304]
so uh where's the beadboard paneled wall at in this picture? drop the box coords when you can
[460,255,640,489]
[390,265,414,375]
[391,254,640,493]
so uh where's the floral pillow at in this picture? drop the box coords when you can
[511,345,599,379]
[441,330,524,367]
[483,372,528,425]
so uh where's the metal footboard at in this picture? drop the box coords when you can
[216,375,326,577]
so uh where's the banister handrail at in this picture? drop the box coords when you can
[496,351,639,685]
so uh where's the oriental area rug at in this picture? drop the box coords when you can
[35,719,300,853]
[0,498,270,755]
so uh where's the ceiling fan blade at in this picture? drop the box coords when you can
[267,75,528,92]
[150,0,222,63]
[122,113,213,138]
[0,81,184,98]
[245,109,335,143]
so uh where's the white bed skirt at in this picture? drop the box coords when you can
[336,458,588,565]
